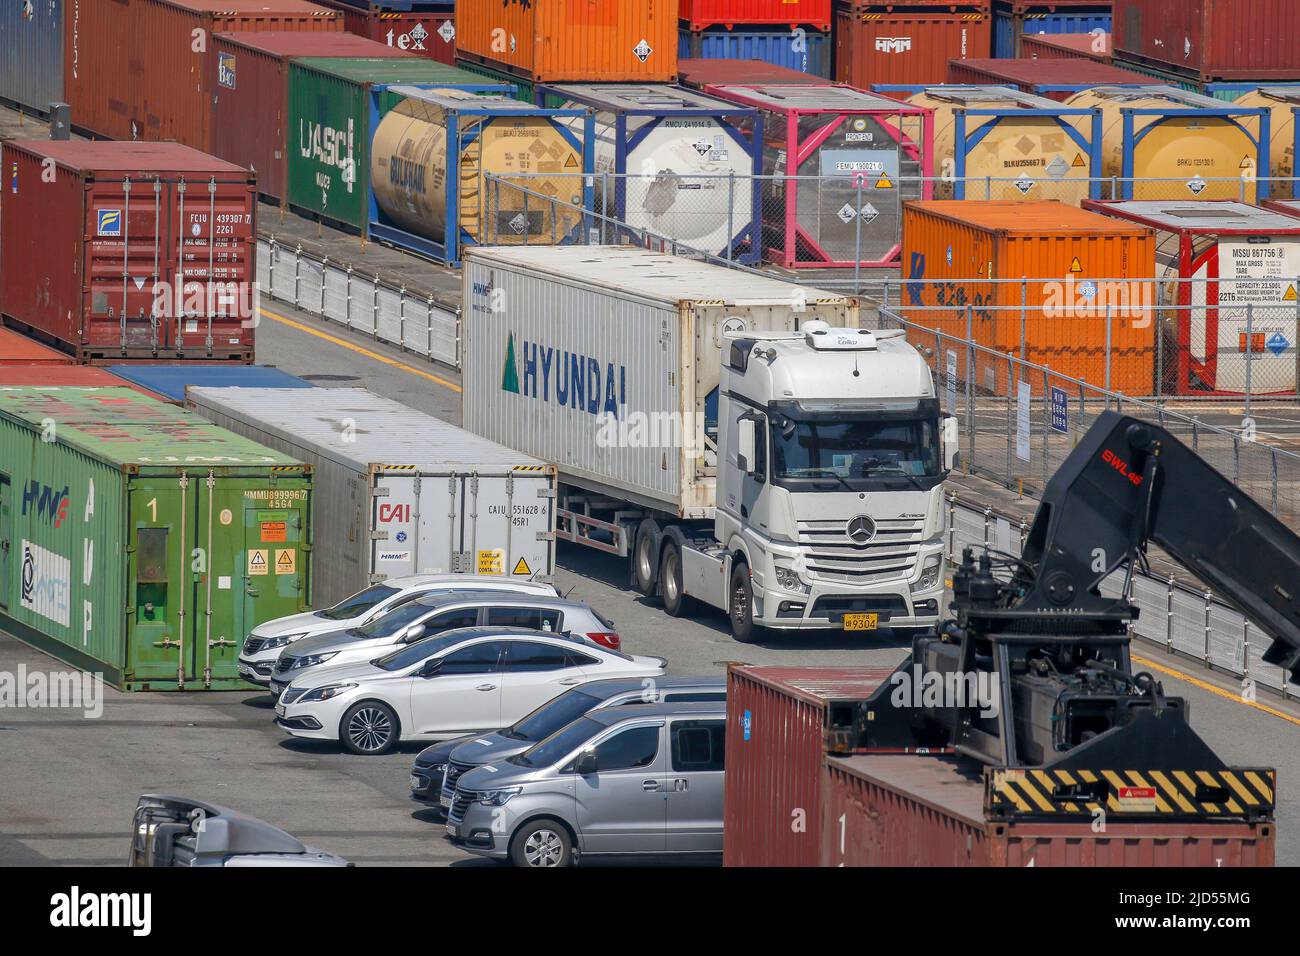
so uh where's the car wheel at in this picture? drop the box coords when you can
[340,701,398,755]
[633,523,659,598]
[729,562,763,644]
[510,818,574,868]
[659,540,693,618]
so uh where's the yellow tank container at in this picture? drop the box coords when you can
[906,86,1100,204]
[1230,86,1300,182]
[1063,86,1267,203]
[370,87,588,249]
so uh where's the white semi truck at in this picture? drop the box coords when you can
[462,247,957,641]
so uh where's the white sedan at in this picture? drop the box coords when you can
[274,627,667,755]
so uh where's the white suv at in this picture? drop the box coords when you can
[237,575,558,686]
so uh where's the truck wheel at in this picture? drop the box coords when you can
[660,540,693,618]
[728,562,762,643]
[510,818,574,868]
[632,522,659,598]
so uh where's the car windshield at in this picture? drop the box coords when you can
[509,716,603,769]
[504,690,603,743]
[317,585,400,621]
[771,415,940,480]
[373,633,469,672]
[350,601,439,641]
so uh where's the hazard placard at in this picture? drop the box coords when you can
[1069,256,1082,273]
[1071,153,1086,168]
[478,549,504,575]
[275,549,296,575]
[261,521,286,542]
[247,549,269,576]
[874,174,893,189]
[512,556,532,576]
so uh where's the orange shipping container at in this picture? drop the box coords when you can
[901,200,1156,396]
[64,0,342,149]
[455,0,678,82]
[0,327,73,366]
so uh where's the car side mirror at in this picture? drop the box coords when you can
[419,657,443,678]
[942,415,960,472]
[736,417,756,474]
[575,750,598,775]
[401,623,427,644]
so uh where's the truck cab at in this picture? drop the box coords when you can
[668,322,957,640]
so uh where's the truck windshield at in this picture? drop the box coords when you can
[771,417,941,481]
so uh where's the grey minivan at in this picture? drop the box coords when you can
[445,701,726,867]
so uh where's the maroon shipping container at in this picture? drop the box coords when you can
[313,1,457,64]
[677,58,836,90]
[64,0,343,149]
[679,0,832,31]
[0,142,258,365]
[211,31,412,200]
[0,365,166,401]
[723,665,897,867]
[1020,30,1112,62]
[1113,0,1300,82]
[823,754,1276,866]
[947,57,1155,101]
[836,6,993,89]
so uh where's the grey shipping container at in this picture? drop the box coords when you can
[185,386,556,606]
[0,0,64,115]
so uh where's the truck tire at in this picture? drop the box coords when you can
[632,521,659,598]
[728,562,762,643]
[659,540,694,618]
[509,818,575,868]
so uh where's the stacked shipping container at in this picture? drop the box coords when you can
[314,0,457,65]
[1020,30,1111,61]
[947,57,1155,100]
[836,3,993,89]
[992,1,1111,58]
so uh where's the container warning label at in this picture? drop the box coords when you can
[478,549,504,575]
[248,549,269,576]
[275,550,296,575]
[512,557,532,576]
[261,521,287,543]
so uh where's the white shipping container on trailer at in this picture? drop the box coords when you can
[186,386,556,607]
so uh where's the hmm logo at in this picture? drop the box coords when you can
[501,332,627,418]
[96,209,122,237]
[875,37,912,53]
[217,52,236,90]
[23,481,70,528]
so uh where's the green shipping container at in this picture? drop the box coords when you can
[286,57,515,230]
[0,387,313,691]
[1111,58,1245,101]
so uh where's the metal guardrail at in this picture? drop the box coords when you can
[257,238,462,368]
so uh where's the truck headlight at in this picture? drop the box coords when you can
[917,556,942,591]
[475,787,521,807]
[774,565,810,595]
[299,682,356,703]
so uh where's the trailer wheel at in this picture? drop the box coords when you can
[728,562,762,643]
[632,522,659,598]
[659,540,693,618]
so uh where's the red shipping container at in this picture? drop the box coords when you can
[947,57,1156,101]
[211,31,412,200]
[312,1,457,64]
[677,57,836,89]
[0,328,73,366]
[836,6,993,88]
[0,142,258,365]
[1113,0,1300,82]
[723,665,897,867]
[64,0,343,150]
[680,0,832,31]
[1020,30,1112,62]
[823,754,1275,866]
[0,365,167,400]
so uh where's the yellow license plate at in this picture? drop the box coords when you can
[842,613,878,631]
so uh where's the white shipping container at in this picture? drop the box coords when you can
[462,246,859,517]
[185,387,556,606]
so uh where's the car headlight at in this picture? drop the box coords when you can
[475,787,521,807]
[299,682,357,703]
[773,564,810,595]
[259,632,308,652]
[292,651,338,670]
[917,555,943,591]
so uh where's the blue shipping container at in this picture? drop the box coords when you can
[0,0,64,114]
[994,10,1112,59]
[678,27,831,79]
[107,365,316,404]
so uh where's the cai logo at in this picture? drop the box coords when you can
[217,52,236,90]
[96,209,122,237]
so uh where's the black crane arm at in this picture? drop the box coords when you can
[1014,411,1300,683]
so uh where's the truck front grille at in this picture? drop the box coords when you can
[796,517,925,583]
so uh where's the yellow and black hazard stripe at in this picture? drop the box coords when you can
[376,464,419,472]
[985,767,1276,820]
[511,465,551,473]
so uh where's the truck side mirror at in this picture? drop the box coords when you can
[942,416,960,471]
[737,418,756,474]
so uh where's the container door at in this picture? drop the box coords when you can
[0,473,11,612]
[371,473,420,582]
[86,178,169,355]
[460,473,552,582]
[413,473,463,575]
[127,481,193,685]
